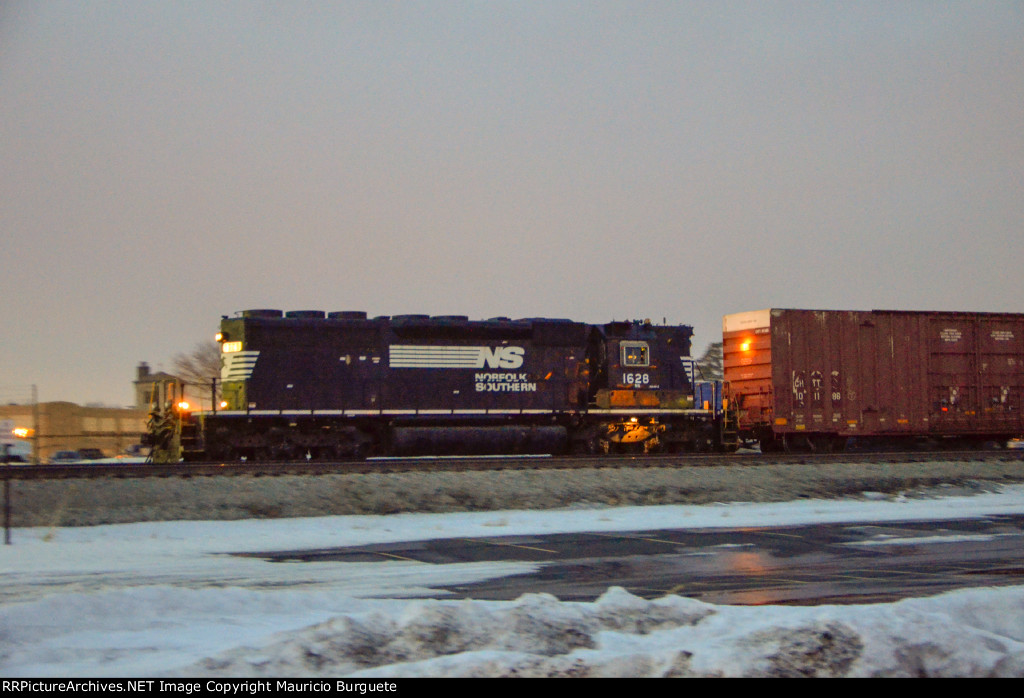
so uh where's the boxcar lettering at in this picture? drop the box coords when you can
[811,371,823,406]
[792,371,806,408]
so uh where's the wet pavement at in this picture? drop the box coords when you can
[237,513,1024,605]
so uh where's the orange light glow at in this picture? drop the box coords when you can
[727,551,770,576]
[741,341,751,352]
[177,401,190,411]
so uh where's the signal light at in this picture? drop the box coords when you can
[741,341,751,352]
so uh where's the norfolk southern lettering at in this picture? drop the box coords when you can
[475,372,537,392]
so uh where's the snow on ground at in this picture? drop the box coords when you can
[2,487,1024,677]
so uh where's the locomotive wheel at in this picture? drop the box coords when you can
[207,443,240,462]
[264,428,298,461]
[642,438,665,454]
[571,436,599,455]
[269,442,298,460]
[782,434,801,452]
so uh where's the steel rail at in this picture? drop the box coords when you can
[3,449,1023,481]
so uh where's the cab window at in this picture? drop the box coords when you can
[621,341,649,367]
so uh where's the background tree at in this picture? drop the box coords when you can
[171,341,222,407]
[695,342,723,381]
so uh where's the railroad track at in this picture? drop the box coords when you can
[3,449,1024,481]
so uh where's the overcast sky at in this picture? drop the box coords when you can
[2,1,1022,407]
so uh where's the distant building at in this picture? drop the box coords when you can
[133,362,184,410]
[133,361,210,411]
[0,402,148,462]
[0,363,206,462]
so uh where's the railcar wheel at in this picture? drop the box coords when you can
[809,435,835,453]
[780,434,800,452]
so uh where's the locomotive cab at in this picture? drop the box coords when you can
[586,320,709,452]
[592,320,695,409]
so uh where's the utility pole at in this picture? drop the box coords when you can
[32,384,39,465]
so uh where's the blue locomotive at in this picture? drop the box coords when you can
[152,310,725,461]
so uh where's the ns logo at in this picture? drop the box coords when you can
[389,344,526,369]
[478,346,525,369]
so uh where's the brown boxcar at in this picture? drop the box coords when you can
[723,309,1024,451]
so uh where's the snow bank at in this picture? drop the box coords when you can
[172,586,1024,677]
[3,486,1024,677]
